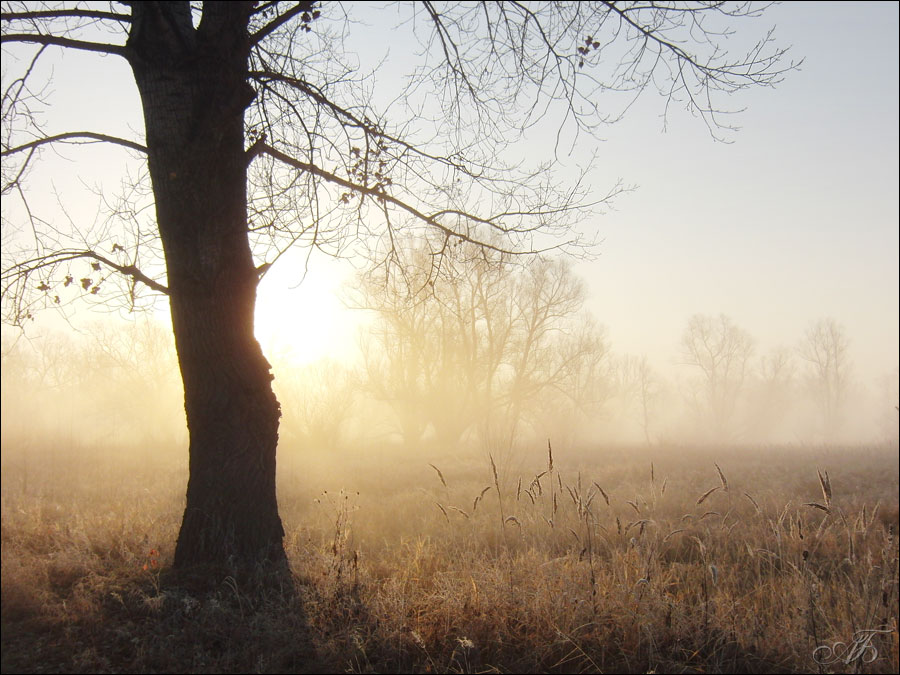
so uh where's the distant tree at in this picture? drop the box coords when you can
[14,329,80,390]
[355,243,470,448]
[614,354,664,445]
[798,318,851,439]
[680,313,755,440]
[86,319,184,445]
[1,321,182,446]
[0,333,72,441]
[276,359,357,452]
[635,357,666,445]
[745,346,794,441]
[356,240,609,454]
[2,2,796,575]
[499,255,610,452]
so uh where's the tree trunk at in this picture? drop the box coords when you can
[126,2,287,573]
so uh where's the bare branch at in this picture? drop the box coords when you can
[3,249,168,295]
[249,1,314,45]
[1,8,130,23]
[2,131,147,157]
[256,142,578,257]
[81,250,167,295]
[248,68,473,174]
[0,32,127,57]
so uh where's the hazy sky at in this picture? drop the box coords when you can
[2,2,898,391]
[570,2,899,386]
[273,2,900,388]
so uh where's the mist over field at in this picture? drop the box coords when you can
[2,1,898,673]
[2,296,899,673]
[2,269,897,462]
[2,234,898,675]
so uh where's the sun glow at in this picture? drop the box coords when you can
[253,255,362,367]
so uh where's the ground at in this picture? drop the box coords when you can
[2,440,898,673]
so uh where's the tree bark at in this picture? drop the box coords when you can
[125,2,286,573]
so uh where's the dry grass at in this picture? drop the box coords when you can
[2,439,898,673]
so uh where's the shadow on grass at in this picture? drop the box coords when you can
[1,562,325,674]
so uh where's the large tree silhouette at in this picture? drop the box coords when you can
[1,2,795,575]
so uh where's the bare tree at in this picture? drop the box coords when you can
[615,354,664,445]
[1,2,796,575]
[798,318,851,439]
[276,358,356,452]
[500,256,610,450]
[680,313,755,441]
[745,346,794,441]
[1,319,184,446]
[354,243,468,448]
[1,330,81,442]
[86,319,185,445]
[635,356,665,445]
[356,239,609,455]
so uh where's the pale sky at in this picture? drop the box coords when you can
[2,2,898,392]
[570,1,900,386]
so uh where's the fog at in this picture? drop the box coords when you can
[3,249,897,478]
[2,2,896,475]
[2,4,898,672]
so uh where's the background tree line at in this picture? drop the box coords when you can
[4,258,896,458]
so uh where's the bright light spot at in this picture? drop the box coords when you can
[254,254,362,367]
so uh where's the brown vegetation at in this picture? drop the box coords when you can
[2,440,897,673]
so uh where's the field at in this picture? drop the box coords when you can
[2,440,898,673]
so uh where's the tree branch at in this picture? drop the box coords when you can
[0,33,127,57]
[256,142,564,256]
[250,1,314,45]
[1,9,130,23]
[2,132,147,157]
[249,68,472,173]
[4,249,168,296]
[86,252,168,296]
